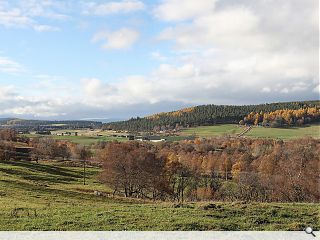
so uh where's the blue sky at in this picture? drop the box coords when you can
[0,0,318,120]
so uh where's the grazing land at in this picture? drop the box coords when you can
[180,124,242,137]
[23,130,127,145]
[180,124,320,139]
[244,124,320,139]
[0,160,318,231]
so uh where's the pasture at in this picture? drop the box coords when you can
[180,124,320,139]
[180,124,242,137]
[245,124,320,139]
[0,160,318,231]
[23,130,128,145]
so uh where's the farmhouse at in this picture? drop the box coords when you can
[56,132,78,136]
[136,136,166,142]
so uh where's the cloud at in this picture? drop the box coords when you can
[33,24,60,32]
[150,51,168,61]
[0,56,24,74]
[92,28,139,50]
[0,85,16,101]
[0,84,75,118]
[0,0,69,30]
[18,0,70,20]
[0,7,33,28]
[82,0,145,15]
[153,0,318,104]
[154,0,217,21]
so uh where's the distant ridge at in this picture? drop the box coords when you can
[106,100,320,132]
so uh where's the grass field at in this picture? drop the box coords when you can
[23,134,127,145]
[245,124,320,139]
[180,124,242,137]
[180,124,320,139]
[0,160,318,231]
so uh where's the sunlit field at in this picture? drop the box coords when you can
[0,160,318,231]
[180,124,320,139]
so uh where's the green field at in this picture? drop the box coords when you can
[245,124,320,139]
[181,124,243,137]
[0,160,318,231]
[180,124,320,139]
[23,134,127,145]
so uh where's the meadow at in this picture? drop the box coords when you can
[180,124,320,139]
[24,132,127,145]
[245,124,320,139]
[0,160,318,231]
[180,124,242,137]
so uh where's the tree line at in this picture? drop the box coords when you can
[105,100,319,132]
[0,129,91,162]
[240,107,319,127]
[97,138,319,202]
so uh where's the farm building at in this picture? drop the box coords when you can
[136,136,166,142]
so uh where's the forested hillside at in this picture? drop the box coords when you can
[240,107,319,127]
[106,101,320,132]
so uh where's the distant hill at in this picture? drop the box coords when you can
[0,118,103,130]
[0,118,18,125]
[81,118,125,123]
[106,100,320,132]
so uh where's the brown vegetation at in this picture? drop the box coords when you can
[97,138,320,202]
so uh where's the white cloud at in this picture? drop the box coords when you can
[18,0,70,20]
[33,24,60,32]
[0,7,33,28]
[153,0,318,104]
[0,0,68,30]
[0,85,16,101]
[158,7,263,50]
[150,51,168,61]
[92,28,139,50]
[0,84,75,118]
[82,0,145,15]
[0,56,24,74]
[154,0,217,21]
[261,87,271,93]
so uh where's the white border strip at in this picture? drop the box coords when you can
[0,231,318,240]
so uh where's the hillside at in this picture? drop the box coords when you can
[106,100,320,132]
[0,119,103,131]
[0,160,318,230]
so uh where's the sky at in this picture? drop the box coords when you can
[0,0,319,120]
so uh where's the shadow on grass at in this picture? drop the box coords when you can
[0,160,82,179]
[0,168,77,184]
[1,179,109,202]
[271,123,319,130]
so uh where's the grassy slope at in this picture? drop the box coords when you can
[0,160,318,231]
[181,124,242,137]
[180,124,320,139]
[245,124,320,139]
